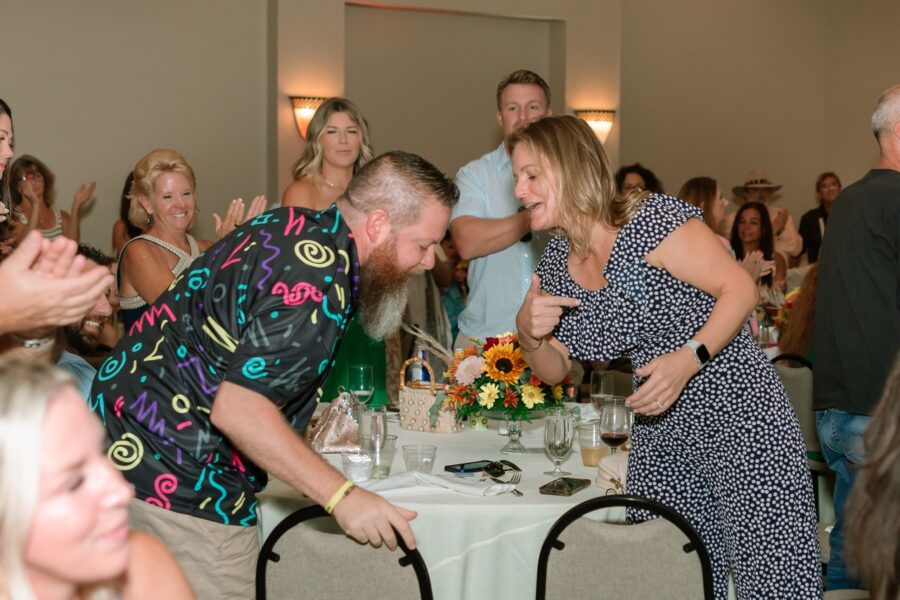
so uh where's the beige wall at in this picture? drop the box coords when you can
[276,0,622,196]
[824,0,900,184]
[6,1,897,251]
[5,1,268,253]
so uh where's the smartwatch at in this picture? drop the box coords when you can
[683,339,710,368]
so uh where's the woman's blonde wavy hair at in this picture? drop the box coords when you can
[292,97,374,181]
[509,115,645,258]
[0,360,76,600]
[127,148,197,231]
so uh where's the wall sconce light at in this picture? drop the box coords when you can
[290,96,326,139]
[574,110,616,144]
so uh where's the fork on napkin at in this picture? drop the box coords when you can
[361,471,516,497]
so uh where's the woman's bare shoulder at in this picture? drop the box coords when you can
[282,178,317,209]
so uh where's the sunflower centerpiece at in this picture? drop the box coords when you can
[443,332,575,453]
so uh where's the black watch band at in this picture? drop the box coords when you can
[683,339,710,368]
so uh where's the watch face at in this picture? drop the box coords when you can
[696,344,711,365]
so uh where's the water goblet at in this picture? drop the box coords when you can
[543,407,575,476]
[348,364,374,406]
[599,396,631,455]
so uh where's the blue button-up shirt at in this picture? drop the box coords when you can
[451,143,548,340]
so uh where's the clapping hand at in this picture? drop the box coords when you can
[0,231,113,334]
[515,274,580,343]
[741,249,774,282]
[771,208,788,236]
[214,195,267,240]
[71,181,97,214]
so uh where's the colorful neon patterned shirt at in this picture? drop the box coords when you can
[89,206,359,526]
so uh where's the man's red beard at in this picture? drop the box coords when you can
[356,236,421,340]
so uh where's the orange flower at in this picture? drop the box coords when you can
[445,345,479,381]
[503,387,519,409]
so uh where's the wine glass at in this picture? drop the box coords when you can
[590,370,615,412]
[348,364,374,406]
[599,396,631,455]
[543,407,575,476]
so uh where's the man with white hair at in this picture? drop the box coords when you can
[91,151,458,597]
[813,83,900,592]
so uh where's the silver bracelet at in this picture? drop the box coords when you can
[10,334,55,348]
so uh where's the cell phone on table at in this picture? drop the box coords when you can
[539,477,591,496]
[444,460,492,474]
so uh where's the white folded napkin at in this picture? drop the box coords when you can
[595,452,628,493]
[361,471,515,497]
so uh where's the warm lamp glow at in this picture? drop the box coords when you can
[574,110,616,144]
[290,96,326,139]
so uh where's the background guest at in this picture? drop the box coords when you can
[724,171,803,264]
[614,162,664,195]
[282,97,374,211]
[798,171,842,264]
[112,172,140,256]
[0,98,13,245]
[677,176,728,242]
[845,354,900,600]
[0,359,194,599]
[117,148,264,331]
[813,83,900,592]
[777,263,818,360]
[9,154,95,243]
[730,201,786,304]
[450,69,551,349]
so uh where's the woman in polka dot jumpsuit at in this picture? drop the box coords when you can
[510,116,820,599]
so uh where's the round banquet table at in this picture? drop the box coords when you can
[256,414,623,600]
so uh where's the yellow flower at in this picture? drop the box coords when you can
[551,384,564,401]
[521,384,545,408]
[483,342,526,385]
[477,382,500,409]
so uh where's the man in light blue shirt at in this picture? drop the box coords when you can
[450,70,551,346]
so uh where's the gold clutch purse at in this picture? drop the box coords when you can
[309,390,361,454]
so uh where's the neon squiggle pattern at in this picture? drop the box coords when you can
[145,474,178,509]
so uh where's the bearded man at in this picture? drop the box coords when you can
[89,151,457,597]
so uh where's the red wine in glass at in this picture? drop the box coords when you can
[601,431,628,448]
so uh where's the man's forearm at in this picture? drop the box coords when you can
[451,212,531,260]
[210,382,345,506]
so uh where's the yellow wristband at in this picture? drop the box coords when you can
[324,480,355,514]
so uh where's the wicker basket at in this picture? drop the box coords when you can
[398,357,461,434]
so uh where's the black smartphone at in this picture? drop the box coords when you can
[538,477,591,496]
[444,460,492,474]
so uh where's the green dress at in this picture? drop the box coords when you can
[320,315,387,408]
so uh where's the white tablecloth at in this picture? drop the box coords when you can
[257,416,622,600]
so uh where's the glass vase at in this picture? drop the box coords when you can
[501,418,527,454]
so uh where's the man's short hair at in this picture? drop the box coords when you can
[496,70,551,110]
[342,151,458,229]
[871,84,900,143]
[77,243,113,267]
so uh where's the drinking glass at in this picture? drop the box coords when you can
[361,434,397,479]
[599,396,631,455]
[590,370,615,410]
[577,421,605,467]
[360,406,387,442]
[543,407,575,476]
[348,364,375,406]
[402,444,437,474]
[341,451,373,483]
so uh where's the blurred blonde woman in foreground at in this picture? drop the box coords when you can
[0,360,194,599]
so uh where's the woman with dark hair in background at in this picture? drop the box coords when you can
[614,162,664,195]
[9,154,95,243]
[798,171,842,264]
[282,97,374,211]
[112,172,140,255]
[0,98,14,245]
[730,201,786,303]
